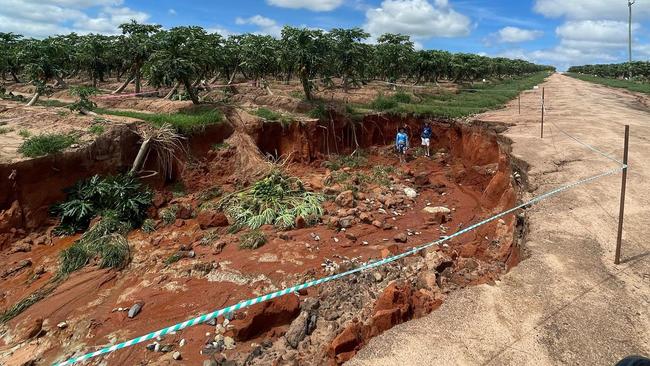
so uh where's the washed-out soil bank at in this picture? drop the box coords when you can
[0,112,526,366]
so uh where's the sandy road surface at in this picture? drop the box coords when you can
[349,73,650,365]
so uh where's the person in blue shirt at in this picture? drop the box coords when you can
[395,127,409,163]
[421,122,433,157]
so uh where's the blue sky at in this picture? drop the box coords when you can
[1,0,649,70]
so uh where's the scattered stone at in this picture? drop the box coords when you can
[403,187,417,198]
[128,302,144,318]
[205,318,216,326]
[56,321,68,329]
[197,211,229,229]
[394,233,407,243]
[172,351,182,360]
[359,212,373,224]
[335,190,355,208]
[203,360,218,366]
[372,220,383,228]
[373,272,383,282]
[224,336,236,350]
[344,233,357,242]
[338,216,354,229]
[160,344,174,353]
[422,206,451,215]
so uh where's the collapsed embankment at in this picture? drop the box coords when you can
[0,110,525,366]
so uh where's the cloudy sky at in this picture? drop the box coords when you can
[1,0,649,70]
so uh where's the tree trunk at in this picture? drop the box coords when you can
[131,138,152,174]
[165,81,181,99]
[27,92,40,106]
[79,108,98,116]
[10,71,20,83]
[300,69,312,101]
[228,66,239,85]
[92,75,97,88]
[134,69,141,94]
[113,74,134,94]
[182,79,199,105]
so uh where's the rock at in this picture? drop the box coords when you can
[285,311,311,349]
[161,344,174,353]
[424,250,454,272]
[279,232,292,241]
[197,211,229,229]
[20,318,43,341]
[205,318,217,326]
[416,271,439,292]
[372,220,383,228]
[414,173,430,187]
[231,295,300,341]
[394,233,408,243]
[203,360,218,366]
[384,197,397,208]
[359,212,373,224]
[345,233,357,242]
[224,336,236,350]
[335,191,355,208]
[328,321,363,363]
[373,272,383,282]
[177,205,193,220]
[128,302,144,318]
[338,216,355,229]
[11,242,31,253]
[403,188,417,198]
[146,343,157,351]
[380,245,399,258]
[57,321,68,329]
[422,206,451,215]
[172,351,182,360]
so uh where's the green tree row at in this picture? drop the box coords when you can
[0,21,554,105]
[568,62,650,81]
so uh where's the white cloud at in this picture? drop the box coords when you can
[497,26,543,43]
[556,20,639,50]
[0,0,149,37]
[207,27,236,37]
[364,0,472,39]
[235,15,283,38]
[534,0,650,21]
[168,8,176,15]
[266,0,343,12]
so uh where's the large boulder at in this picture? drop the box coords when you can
[0,200,23,233]
[231,294,300,341]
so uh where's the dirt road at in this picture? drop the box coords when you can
[349,73,650,365]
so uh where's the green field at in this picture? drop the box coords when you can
[94,107,223,134]
[353,72,549,119]
[565,73,650,95]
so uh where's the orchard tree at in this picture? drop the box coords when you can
[145,26,210,104]
[76,34,111,87]
[20,38,66,105]
[0,32,23,83]
[114,20,162,94]
[375,33,415,86]
[281,26,328,101]
[329,28,370,92]
[239,34,279,87]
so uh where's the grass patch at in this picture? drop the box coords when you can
[239,229,266,250]
[18,129,31,138]
[36,99,69,108]
[565,73,650,95]
[0,284,57,324]
[18,133,77,158]
[0,127,12,134]
[159,205,179,225]
[254,108,294,126]
[94,106,223,134]
[170,182,186,198]
[366,72,549,118]
[141,218,156,233]
[88,124,105,135]
[307,104,327,119]
[164,252,185,265]
[323,153,368,171]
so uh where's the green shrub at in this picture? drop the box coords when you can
[323,153,368,171]
[68,86,99,113]
[18,133,77,158]
[393,91,412,103]
[18,129,31,138]
[307,104,327,119]
[164,252,185,265]
[51,174,153,234]
[0,127,12,134]
[370,94,399,111]
[218,170,324,231]
[160,205,179,225]
[94,107,223,134]
[88,124,105,135]
[141,218,156,233]
[239,230,266,250]
[213,142,230,151]
[254,107,282,121]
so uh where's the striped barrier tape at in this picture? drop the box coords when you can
[53,165,625,366]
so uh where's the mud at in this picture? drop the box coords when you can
[0,110,523,366]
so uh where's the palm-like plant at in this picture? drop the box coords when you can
[281,26,328,100]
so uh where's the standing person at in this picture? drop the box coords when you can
[395,127,409,163]
[421,122,433,157]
